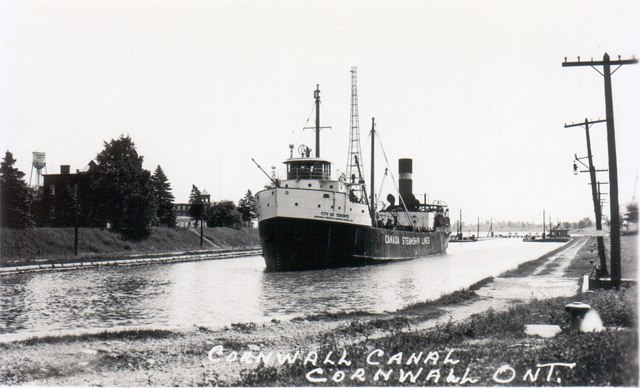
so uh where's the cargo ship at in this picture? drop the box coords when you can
[255,83,451,271]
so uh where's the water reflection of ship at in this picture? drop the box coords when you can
[254,76,451,271]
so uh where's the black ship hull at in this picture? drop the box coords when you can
[259,217,450,271]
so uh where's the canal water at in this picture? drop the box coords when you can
[0,238,564,340]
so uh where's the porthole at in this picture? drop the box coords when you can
[329,185,334,189]
[317,204,321,208]
[350,208,352,211]
[285,184,289,188]
[285,191,289,195]
[323,194,330,198]
[267,203,270,207]
[361,210,365,213]
[338,206,341,210]
[295,203,299,206]
[331,205,334,209]
[308,183,312,188]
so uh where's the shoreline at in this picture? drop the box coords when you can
[0,236,636,386]
[0,246,262,276]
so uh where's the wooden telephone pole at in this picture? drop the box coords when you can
[565,118,608,275]
[562,53,638,287]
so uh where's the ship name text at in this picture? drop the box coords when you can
[314,212,353,222]
[384,235,431,245]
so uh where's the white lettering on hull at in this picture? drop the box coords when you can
[314,212,353,222]
[384,235,431,245]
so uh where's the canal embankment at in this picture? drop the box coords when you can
[0,227,260,273]
[0,235,636,386]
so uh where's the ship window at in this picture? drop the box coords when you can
[331,205,334,209]
[267,203,270,207]
[330,185,333,189]
[323,194,329,198]
[317,204,321,208]
[350,208,352,211]
[285,184,289,188]
[338,206,341,210]
[285,191,289,195]
[295,203,298,206]
[362,210,365,213]
[308,183,312,188]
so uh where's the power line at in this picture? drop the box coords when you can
[562,53,638,287]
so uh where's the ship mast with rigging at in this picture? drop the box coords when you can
[346,67,365,190]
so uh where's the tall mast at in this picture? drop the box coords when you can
[314,85,321,157]
[346,67,364,181]
[370,117,376,226]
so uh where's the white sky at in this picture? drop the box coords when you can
[1,0,639,224]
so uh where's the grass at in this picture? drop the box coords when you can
[293,310,380,322]
[233,287,638,386]
[501,238,578,278]
[0,328,179,349]
[564,235,638,278]
[0,226,260,265]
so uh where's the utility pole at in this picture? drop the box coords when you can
[200,210,204,247]
[565,118,608,275]
[74,184,79,256]
[562,53,638,287]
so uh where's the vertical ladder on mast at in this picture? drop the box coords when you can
[347,67,365,191]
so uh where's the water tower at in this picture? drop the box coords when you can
[29,151,47,187]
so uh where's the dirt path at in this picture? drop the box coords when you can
[0,238,588,386]
[411,237,587,333]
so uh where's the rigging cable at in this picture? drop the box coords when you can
[375,130,415,230]
[376,168,388,209]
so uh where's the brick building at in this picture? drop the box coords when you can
[174,190,210,227]
[41,161,104,227]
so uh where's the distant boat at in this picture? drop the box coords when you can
[524,219,571,243]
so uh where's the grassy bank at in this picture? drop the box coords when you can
[238,288,638,386]
[564,235,638,277]
[0,227,260,265]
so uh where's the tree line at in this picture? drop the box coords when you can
[187,184,255,228]
[0,135,256,241]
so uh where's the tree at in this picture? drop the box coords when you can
[151,165,176,227]
[624,203,638,223]
[237,189,256,226]
[0,151,34,228]
[623,202,638,231]
[188,185,204,226]
[206,200,242,227]
[55,183,78,227]
[577,217,593,229]
[92,135,156,240]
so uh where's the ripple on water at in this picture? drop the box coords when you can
[0,238,565,338]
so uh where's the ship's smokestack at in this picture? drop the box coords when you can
[399,158,417,208]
